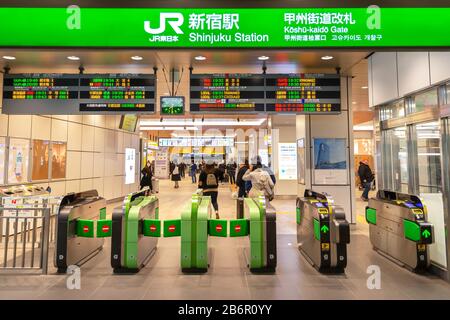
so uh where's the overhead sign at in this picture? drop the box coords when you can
[190,74,265,113]
[265,74,340,113]
[2,73,156,114]
[0,8,448,48]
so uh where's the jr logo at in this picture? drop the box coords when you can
[144,13,184,35]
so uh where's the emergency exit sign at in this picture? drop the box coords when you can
[0,8,449,47]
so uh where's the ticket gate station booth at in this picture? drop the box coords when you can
[366,190,434,273]
[296,190,350,273]
[111,189,159,273]
[54,190,106,273]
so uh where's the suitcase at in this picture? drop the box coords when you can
[152,177,159,193]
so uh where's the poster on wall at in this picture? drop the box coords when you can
[0,137,5,184]
[31,140,50,181]
[125,148,136,185]
[8,138,30,184]
[51,142,67,179]
[155,148,169,179]
[297,138,306,184]
[278,143,297,180]
[313,138,348,185]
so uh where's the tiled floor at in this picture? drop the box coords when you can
[0,179,449,300]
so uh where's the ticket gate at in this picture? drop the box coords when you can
[54,190,106,273]
[243,196,277,273]
[0,185,48,199]
[111,190,159,273]
[296,190,350,273]
[181,193,211,273]
[366,190,434,273]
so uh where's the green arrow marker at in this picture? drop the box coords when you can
[321,225,329,233]
[422,229,431,238]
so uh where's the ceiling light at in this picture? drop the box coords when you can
[140,126,199,131]
[2,55,16,60]
[361,86,368,89]
[140,119,266,127]
[131,56,143,61]
[352,101,357,104]
[321,55,334,60]
[67,56,80,61]
[258,56,269,61]
[195,55,206,61]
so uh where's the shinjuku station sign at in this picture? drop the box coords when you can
[0,7,449,47]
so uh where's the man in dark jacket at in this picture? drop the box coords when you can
[358,160,374,201]
[236,159,249,198]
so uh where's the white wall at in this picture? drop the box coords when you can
[0,74,141,200]
[369,51,450,107]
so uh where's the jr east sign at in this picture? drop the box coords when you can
[0,8,449,48]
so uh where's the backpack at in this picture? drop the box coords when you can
[206,172,218,188]
[258,172,274,200]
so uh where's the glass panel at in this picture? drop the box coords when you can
[447,83,450,104]
[392,100,405,118]
[31,139,50,181]
[0,137,5,184]
[8,138,30,184]
[387,127,408,193]
[414,89,438,113]
[415,120,446,267]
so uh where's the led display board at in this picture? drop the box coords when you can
[190,74,265,113]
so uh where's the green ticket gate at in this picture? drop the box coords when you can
[55,190,107,273]
[366,190,434,273]
[242,196,277,273]
[111,189,159,273]
[296,190,350,274]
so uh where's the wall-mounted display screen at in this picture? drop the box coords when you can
[278,143,297,180]
[2,74,79,114]
[79,74,155,112]
[31,140,50,181]
[119,114,138,132]
[125,148,136,185]
[159,137,234,147]
[160,96,185,115]
[8,138,29,184]
[313,138,348,185]
[265,74,341,113]
[190,74,265,113]
[51,142,67,179]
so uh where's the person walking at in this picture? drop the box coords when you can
[198,160,221,219]
[190,161,198,184]
[179,162,186,179]
[358,159,374,201]
[236,159,249,198]
[170,161,181,189]
[243,161,275,202]
[227,161,236,185]
[140,160,153,193]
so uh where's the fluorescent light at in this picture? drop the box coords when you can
[67,56,80,61]
[195,55,206,61]
[352,101,357,104]
[2,55,16,60]
[258,56,270,61]
[361,86,368,89]
[140,127,199,131]
[321,55,334,60]
[131,56,143,61]
[140,119,266,127]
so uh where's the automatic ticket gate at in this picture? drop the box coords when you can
[242,196,277,273]
[55,190,106,273]
[366,190,434,272]
[111,189,159,273]
[296,190,350,273]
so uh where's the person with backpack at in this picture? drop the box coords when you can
[140,160,153,193]
[358,159,374,201]
[236,159,249,198]
[198,159,221,219]
[242,161,275,202]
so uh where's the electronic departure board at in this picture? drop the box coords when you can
[190,74,265,113]
[79,74,156,112]
[265,74,341,113]
[2,74,79,114]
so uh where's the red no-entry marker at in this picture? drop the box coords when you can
[83,226,89,233]
[169,225,176,233]
[216,224,223,233]
[102,225,110,233]
[150,225,157,232]
[235,225,241,233]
